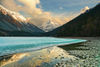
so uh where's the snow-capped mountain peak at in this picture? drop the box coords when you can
[40,20,60,32]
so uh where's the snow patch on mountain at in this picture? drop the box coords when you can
[81,6,89,13]
[0,5,26,22]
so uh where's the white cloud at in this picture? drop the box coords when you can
[0,0,69,26]
[18,0,40,9]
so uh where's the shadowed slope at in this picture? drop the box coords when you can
[48,3,100,37]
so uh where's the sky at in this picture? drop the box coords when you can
[0,0,99,26]
[40,0,99,17]
[41,0,100,18]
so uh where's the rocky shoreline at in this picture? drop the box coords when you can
[56,39,100,67]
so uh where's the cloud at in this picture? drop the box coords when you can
[18,0,40,8]
[0,0,21,12]
[0,0,69,26]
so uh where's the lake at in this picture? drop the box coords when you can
[0,37,86,56]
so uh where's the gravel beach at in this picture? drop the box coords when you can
[56,38,100,67]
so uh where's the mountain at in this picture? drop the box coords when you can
[48,3,100,37]
[40,20,60,32]
[0,5,44,36]
[81,6,89,13]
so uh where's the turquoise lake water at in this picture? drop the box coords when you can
[0,37,86,56]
